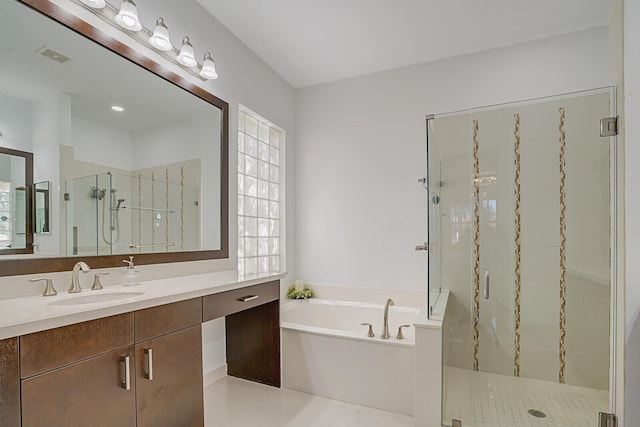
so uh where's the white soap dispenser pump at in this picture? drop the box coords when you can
[122,256,140,286]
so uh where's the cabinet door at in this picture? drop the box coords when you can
[135,325,203,427]
[21,347,136,427]
[0,337,20,426]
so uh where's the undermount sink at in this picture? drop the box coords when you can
[48,292,145,306]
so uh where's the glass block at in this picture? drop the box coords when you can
[0,222,9,231]
[237,258,245,276]
[246,115,258,138]
[269,183,280,201]
[238,174,245,195]
[269,201,280,219]
[258,199,269,218]
[270,256,280,272]
[258,238,269,256]
[246,136,258,157]
[258,122,270,142]
[237,133,245,153]
[270,219,280,237]
[246,237,258,256]
[258,161,269,181]
[245,176,257,197]
[0,193,9,202]
[258,142,269,162]
[245,196,257,216]
[237,237,245,257]
[238,111,245,131]
[258,218,269,237]
[270,237,279,255]
[269,128,280,148]
[238,217,244,237]
[269,165,279,183]
[238,154,245,177]
[245,156,257,178]
[269,146,280,166]
[258,256,269,274]
[258,180,269,199]
[245,217,257,237]
[238,196,245,215]
[246,257,258,275]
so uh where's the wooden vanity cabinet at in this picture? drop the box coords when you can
[0,337,20,426]
[134,299,203,427]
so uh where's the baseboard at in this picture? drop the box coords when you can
[204,363,228,387]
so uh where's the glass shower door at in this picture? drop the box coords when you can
[436,88,615,426]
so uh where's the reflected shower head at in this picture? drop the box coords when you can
[92,187,106,200]
[116,199,125,209]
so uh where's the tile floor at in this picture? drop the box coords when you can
[204,376,414,427]
[443,367,609,427]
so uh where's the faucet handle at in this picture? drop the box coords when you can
[30,277,58,297]
[397,324,411,340]
[92,273,109,291]
[360,323,375,338]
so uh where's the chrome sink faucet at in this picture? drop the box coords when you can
[381,298,395,339]
[69,262,91,293]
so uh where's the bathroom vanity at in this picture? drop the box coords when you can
[0,273,281,426]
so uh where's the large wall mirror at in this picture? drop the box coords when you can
[0,0,229,276]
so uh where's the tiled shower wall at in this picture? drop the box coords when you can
[437,91,611,390]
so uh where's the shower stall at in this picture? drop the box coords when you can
[65,171,200,255]
[426,88,616,426]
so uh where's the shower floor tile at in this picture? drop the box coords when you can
[204,376,414,427]
[443,367,609,427]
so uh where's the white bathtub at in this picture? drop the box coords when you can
[281,299,418,416]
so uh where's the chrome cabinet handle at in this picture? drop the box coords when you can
[144,348,153,381]
[120,356,131,390]
[360,323,375,337]
[238,295,259,302]
[483,269,490,299]
[397,324,411,340]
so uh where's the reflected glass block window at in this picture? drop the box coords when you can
[237,108,282,276]
[0,181,13,249]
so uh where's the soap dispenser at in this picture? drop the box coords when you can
[122,256,140,286]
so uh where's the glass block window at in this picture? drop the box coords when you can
[0,181,13,249]
[237,108,282,276]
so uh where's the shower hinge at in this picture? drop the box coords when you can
[64,192,70,201]
[599,412,617,427]
[451,419,462,427]
[600,117,618,137]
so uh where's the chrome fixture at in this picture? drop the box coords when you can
[29,277,58,296]
[396,324,411,340]
[360,323,375,338]
[128,242,176,249]
[92,272,109,290]
[381,298,395,339]
[69,261,91,293]
[415,242,428,251]
[483,268,490,299]
[72,0,219,80]
[120,205,175,215]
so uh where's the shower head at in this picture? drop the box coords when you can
[92,187,106,200]
[116,198,125,209]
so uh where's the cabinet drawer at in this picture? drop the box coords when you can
[20,313,134,378]
[135,297,202,342]
[202,280,279,321]
[0,337,20,426]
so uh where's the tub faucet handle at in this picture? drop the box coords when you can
[397,324,411,340]
[360,323,375,338]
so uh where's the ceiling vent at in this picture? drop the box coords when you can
[36,46,71,64]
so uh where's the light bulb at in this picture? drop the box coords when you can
[115,0,142,31]
[176,37,197,67]
[149,18,172,51]
[199,52,218,80]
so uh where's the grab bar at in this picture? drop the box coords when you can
[129,243,176,249]
[120,204,176,215]
[483,268,490,299]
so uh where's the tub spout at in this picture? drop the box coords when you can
[381,298,395,339]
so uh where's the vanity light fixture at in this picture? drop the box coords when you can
[79,0,106,8]
[72,0,219,80]
[176,37,197,67]
[111,105,125,112]
[115,0,142,32]
[148,18,172,51]
[199,52,218,80]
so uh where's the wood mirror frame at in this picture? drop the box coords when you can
[1,0,229,276]
[0,147,34,256]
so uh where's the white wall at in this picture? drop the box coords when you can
[0,93,32,152]
[70,116,133,171]
[295,27,610,291]
[624,0,640,422]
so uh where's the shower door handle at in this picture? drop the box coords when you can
[483,269,490,299]
[415,242,428,251]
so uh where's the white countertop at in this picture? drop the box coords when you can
[0,270,285,340]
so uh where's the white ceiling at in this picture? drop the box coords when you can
[196,0,611,88]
